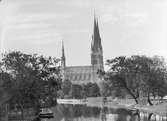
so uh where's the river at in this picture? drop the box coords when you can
[42,104,167,121]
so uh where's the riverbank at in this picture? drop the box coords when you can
[57,97,167,116]
[133,103,167,116]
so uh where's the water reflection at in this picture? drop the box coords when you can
[46,104,167,121]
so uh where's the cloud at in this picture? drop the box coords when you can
[97,0,166,28]
[100,11,149,28]
[10,23,54,30]
[101,14,119,24]
[28,36,62,45]
[3,11,73,46]
[6,27,62,44]
[3,0,167,63]
[123,13,149,27]
[11,13,73,24]
[0,0,15,53]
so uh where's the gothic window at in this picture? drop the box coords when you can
[81,74,83,80]
[79,74,82,81]
[86,74,89,80]
[83,74,85,80]
[69,75,72,80]
[74,75,77,80]
[88,74,91,79]
[77,75,79,80]
[76,75,79,80]
[75,75,77,81]
[66,75,69,79]
[72,75,75,80]
[93,59,97,64]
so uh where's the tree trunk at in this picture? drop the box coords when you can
[148,113,153,120]
[147,95,153,106]
[19,104,24,119]
[134,98,138,104]
[125,87,139,104]
[136,112,140,121]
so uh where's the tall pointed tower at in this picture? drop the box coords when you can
[61,41,66,82]
[91,16,104,70]
[91,16,104,82]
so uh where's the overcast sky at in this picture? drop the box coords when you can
[0,0,167,66]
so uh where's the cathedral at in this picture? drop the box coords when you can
[61,16,104,84]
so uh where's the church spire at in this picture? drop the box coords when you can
[96,18,100,43]
[91,15,102,52]
[61,40,66,68]
[61,40,66,82]
[91,15,104,70]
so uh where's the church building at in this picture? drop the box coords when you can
[61,16,104,84]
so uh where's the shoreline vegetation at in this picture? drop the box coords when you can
[1,51,167,120]
[57,97,167,116]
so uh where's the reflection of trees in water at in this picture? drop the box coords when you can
[102,108,138,121]
[140,113,167,121]
[101,107,108,121]
[55,104,101,121]
[148,113,153,121]
[124,111,154,121]
[126,112,165,121]
[54,104,166,121]
[112,109,137,121]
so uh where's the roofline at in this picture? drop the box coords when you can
[66,65,92,68]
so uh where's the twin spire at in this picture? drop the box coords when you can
[61,40,66,68]
[62,41,65,59]
[91,15,102,52]
[61,14,103,65]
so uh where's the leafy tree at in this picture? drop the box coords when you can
[62,79,72,97]
[147,56,167,101]
[104,56,141,104]
[0,72,13,104]
[83,83,101,97]
[71,84,83,99]
[1,51,61,110]
[102,55,167,105]
[100,81,112,97]
[140,56,167,104]
[89,83,101,97]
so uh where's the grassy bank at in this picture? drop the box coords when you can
[87,97,167,115]
[57,97,167,116]
[133,103,167,116]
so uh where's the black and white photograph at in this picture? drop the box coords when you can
[0,0,167,121]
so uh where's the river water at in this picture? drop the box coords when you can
[43,104,167,121]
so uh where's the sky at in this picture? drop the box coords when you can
[0,0,167,66]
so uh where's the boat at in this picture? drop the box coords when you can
[39,108,54,118]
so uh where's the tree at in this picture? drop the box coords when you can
[140,56,167,105]
[100,81,111,97]
[1,51,61,110]
[0,71,13,104]
[62,79,72,97]
[105,56,142,104]
[103,55,167,105]
[83,83,101,97]
[71,84,83,99]
[89,83,101,97]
